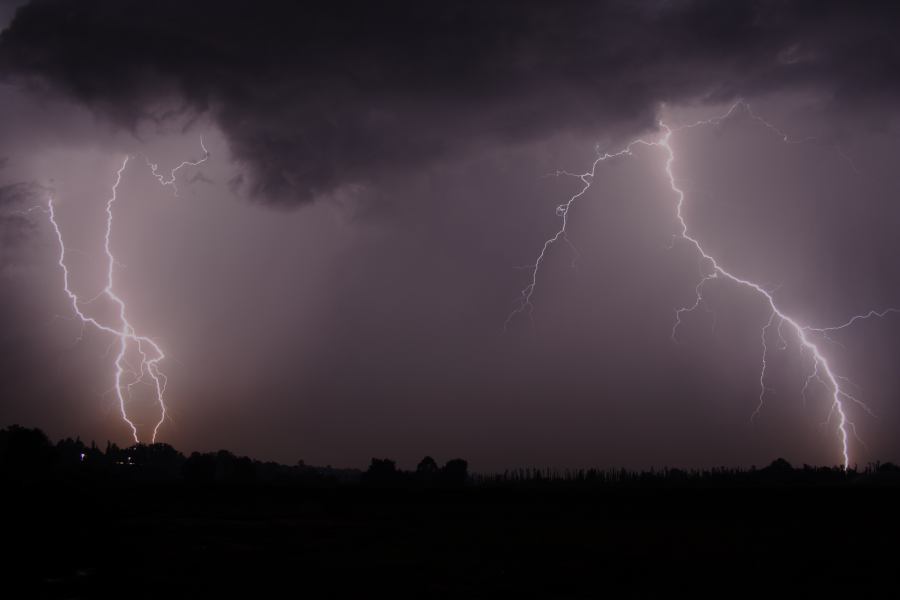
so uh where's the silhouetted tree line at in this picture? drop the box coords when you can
[4,424,900,488]
[0,425,469,487]
[361,456,469,487]
[0,425,349,486]
[476,456,900,488]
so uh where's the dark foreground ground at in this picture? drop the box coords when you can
[5,481,900,599]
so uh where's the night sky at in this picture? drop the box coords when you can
[2,0,900,471]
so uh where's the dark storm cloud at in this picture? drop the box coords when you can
[1,0,898,205]
[0,1,25,29]
[0,181,41,252]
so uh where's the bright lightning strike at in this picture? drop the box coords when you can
[46,140,209,443]
[508,101,897,468]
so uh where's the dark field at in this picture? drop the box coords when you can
[7,482,900,598]
[3,425,899,598]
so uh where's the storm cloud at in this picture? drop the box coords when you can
[2,0,899,205]
[0,180,42,255]
[2,1,900,470]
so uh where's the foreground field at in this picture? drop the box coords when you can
[6,482,899,598]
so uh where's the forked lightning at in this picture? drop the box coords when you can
[508,102,896,468]
[47,141,208,443]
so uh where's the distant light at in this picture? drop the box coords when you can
[80,452,85,461]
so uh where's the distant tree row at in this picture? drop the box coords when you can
[5,424,900,488]
[362,456,469,487]
[476,456,900,488]
[0,424,345,485]
[0,425,471,487]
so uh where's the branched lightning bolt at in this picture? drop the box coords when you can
[508,101,897,468]
[46,140,209,443]
[147,137,209,197]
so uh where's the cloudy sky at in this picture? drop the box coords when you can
[1,0,900,470]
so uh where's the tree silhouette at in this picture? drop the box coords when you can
[0,424,54,478]
[416,456,439,484]
[440,458,468,487]
[364,458,400,486]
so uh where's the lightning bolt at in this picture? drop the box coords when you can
[147,137,209,197]
[508,101,897,468]
[46,140,209,443]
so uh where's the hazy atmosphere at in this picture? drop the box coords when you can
[3,0,900,471]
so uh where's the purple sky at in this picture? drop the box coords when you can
[2,1,900,470]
